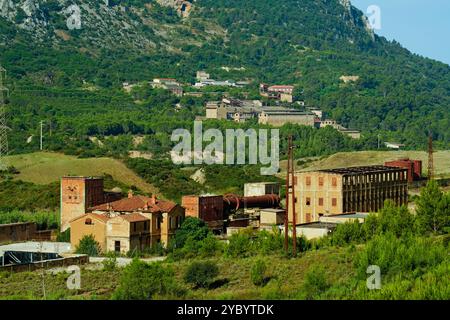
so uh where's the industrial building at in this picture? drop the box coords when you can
[385,158,422,183]
[319,119,361,139]
[63,175,185,253]
[258,109,317,127]
[60,176,121,231]
[181,190,281,234]
[289,166,409,224]
[182,195,225,232]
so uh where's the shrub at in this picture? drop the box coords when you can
[102,252,118,271]
[113,259,179,300]
[298,266,330,300]
[354,233,448,278]
[251,259,267,286]
[225,232,254,258]
[75,235,102,257]
[184,260,219,288]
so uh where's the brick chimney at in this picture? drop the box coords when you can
[150,194,157,205]
[128,190,134,199]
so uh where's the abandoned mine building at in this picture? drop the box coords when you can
[288,166,409,224]
[181,183,282,234]
[62,176,185,253]
[384,158,423,183]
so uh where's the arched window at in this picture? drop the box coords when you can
[85,218,93,225]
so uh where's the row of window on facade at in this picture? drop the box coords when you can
[84,216,183,230]
[303,176,338,187]
[305,197,338,207]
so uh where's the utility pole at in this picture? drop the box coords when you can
[290,136,297,256]
[428,133,434,180]
[285,136,298,256]
[0,65,9,171]
[377,134,381,149]
[40,120,44,151]
[284,137,290,252]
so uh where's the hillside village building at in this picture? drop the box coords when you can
[288,166,409,224]
[260,84,295,102]
[258,109,317,127]
[205,98,319,126]
[319,119,361,139]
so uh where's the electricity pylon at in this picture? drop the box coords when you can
[0,65,9,170]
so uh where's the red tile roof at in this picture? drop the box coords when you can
[89,195,177,214]
[119,213,149,223]
[269,85,294,89]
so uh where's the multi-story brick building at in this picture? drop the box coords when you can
[289,166,409,224]
[182,195,225,232]
[60,177,106,232]
[385,158,422,183]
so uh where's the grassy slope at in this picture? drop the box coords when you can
[280,150,450,178]
[3,152,159,195]
[0,247,355,300]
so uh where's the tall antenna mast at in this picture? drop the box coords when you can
[428,133,434,180]
[0,65,9,170]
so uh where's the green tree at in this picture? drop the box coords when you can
[416,181,450,234]
[75,234,102,257]
[174,217,210,248]
[298,266,330,300]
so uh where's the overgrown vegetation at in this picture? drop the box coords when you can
[75,235,102,257]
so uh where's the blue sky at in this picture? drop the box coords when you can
[351,0,450,65]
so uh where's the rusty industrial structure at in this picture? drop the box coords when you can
[291,166,409,224]
[385,158,422,183]
[182,192,281,234]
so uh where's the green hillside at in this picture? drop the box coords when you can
[0,0,448,152]
[3,152,159,194]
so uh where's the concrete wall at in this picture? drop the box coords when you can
[260,210,285,225]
